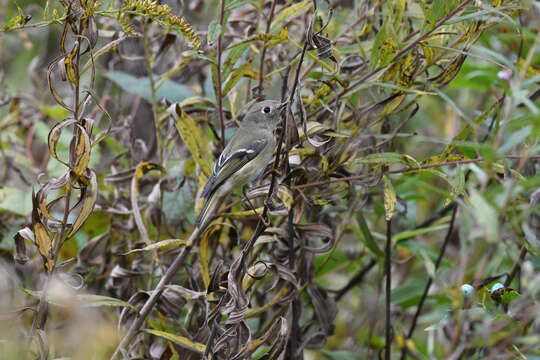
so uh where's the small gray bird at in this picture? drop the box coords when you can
[196,100,288,230]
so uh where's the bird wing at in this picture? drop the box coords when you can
[201,137,268,198]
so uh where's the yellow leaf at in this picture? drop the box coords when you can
[71,124,92,178]
[144,329,206,354]
[227,207,264,217]
[170,104,212,178]
[64,41,80,88]
[124,239,189,254]
[267,27,289,47]
[34,222,54,272]
[199,231,211,288]
[383,175,396,221]
[430,54,467,88]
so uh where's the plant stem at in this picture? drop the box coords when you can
[255,0,277,97]
[335,258,377,301]
[504,245,527,288]
[216,0,226,150]
[400,204,458,360]
[385,218,392,360]
[292,155,540,190]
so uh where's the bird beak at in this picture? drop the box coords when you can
[277,101,288,110]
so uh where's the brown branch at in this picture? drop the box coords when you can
[255,0,277,97]
[335,258,377,301]
[292,155,540,190]
[504,245,527,288]
[385,218,392,360]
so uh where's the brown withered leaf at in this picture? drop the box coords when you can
[64,41,80,88]
[69,124,92,178]
[307,285,337,335]
[67,169,97,238]
[32,192,54,273]
[48,118,79,168]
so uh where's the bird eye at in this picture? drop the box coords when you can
[262,106,271,114]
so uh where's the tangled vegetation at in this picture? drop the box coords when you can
[0,0,539,359]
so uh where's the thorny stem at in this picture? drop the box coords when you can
[385,218,392,360]
[255,0,277,97]
[400,204,458,360]
[216,0,226,150]
[292,155,540,190]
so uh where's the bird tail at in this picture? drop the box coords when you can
[195,191,223,231]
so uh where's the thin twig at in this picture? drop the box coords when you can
[335,258,377,301]
[292,155,540,190]
[255,0,277,97]
[385,218,392,360]
[285,206,300,359]
[400,204,458,360]
[504,245,527,288]
[216,0,226,150]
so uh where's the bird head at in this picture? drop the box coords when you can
[243,100,288,128]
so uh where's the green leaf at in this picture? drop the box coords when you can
[226,0,251,10]
[391,281,426,307]
[223,43,249,78]
[105,71,194,103]
[394,224,450,243]
[207,21,222,45]
[500,289,520,305]
[353,212,384,258]
[40,105,69,120]
[270,0,312,32]
[222,62,250,96]
[370,21,397,69]
[357,152,418,166]
[144,329,206,354]
[169,104,213,178]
